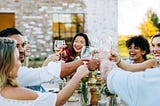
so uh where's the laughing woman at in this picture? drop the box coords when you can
[125,35,150,64]
[61,32,91,62]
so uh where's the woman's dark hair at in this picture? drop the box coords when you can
[71,32,90,57]
[126,35,150,60]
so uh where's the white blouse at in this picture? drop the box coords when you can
[17,62,61,87]
[0,92,57,106]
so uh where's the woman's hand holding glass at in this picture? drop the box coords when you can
[42,52,60,66]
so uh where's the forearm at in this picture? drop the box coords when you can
[18,67,54,86]
[60,60,83,78]
[56,73,82,106]
[117,59,155,72]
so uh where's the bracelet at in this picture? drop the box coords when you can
[116,57,121,65]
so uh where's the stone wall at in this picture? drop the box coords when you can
[0,0,118,59]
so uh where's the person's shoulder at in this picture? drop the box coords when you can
[16,87,38,100]
[2,87,38,100]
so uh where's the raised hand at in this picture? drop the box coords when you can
[42,53,60,66]
[100,57,117,80]
[76,65,90,78]
[87,59,100,71]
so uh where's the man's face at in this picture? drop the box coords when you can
[9,34,25,63]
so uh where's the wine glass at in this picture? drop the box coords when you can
[81,46,93,65]
[54,40,65,52]
[54,40,66,62]
[99,35,113,51]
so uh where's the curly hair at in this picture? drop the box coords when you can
[126,35,150,60]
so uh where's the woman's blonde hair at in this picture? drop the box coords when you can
[0,38,19,89]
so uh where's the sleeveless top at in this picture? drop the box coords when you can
[0,91,57,106]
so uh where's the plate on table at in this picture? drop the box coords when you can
[42,83,59,93]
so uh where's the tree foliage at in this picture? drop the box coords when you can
[139,9,159,37]
[151,14,160,32]
[139,18,158,37]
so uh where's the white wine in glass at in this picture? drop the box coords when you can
[54,40,65,52]
[54,40,66,62]
[54,47,61,53]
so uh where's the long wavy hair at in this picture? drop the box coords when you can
[0,38,19,90]
[71,33,90,57]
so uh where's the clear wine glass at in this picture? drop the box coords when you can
[54,40,65,52]
[54,40,66,62]
[81,46,93,65]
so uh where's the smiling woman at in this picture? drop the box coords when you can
[61,32,90,63]
[125,35,150,64]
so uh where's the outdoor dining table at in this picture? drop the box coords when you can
[42,82,84,106]
[42,81,113,106]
